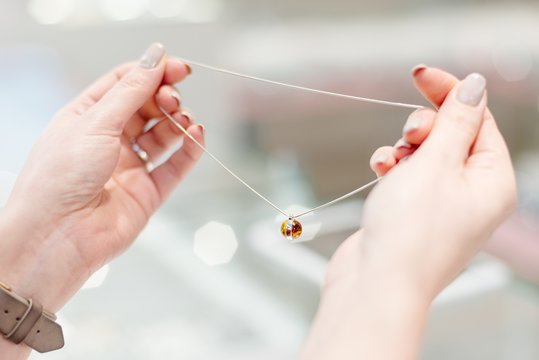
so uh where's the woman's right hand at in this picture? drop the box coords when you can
[302,67,517,360]
[357,67,517,299]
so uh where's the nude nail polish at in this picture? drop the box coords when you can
[411,64,427,77]
[139,43,165,69]
[185,63,192,75]
[170,90,181,107]
[457,73,486,107]
[181,109,195,122]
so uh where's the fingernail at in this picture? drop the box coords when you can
[457,73,486,107]
[197,124,205,133]
[139,43,165,69]
[394,139,412,150]
[411,64,427,77]
[185,63,192,75]
[181,109,195,122]
[170,90,181,107]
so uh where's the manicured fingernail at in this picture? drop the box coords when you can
[457,73,486,107]
[185,63,192,75]
[181,109,195,122]
[411,64,427,77]
[139,43,165,69]
[170,90,181,107]
[394,139,412,150]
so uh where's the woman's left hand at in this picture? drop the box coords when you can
[0,43,204,312]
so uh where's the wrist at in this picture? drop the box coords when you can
[358,228,449,302]
[0,207,89,313]
[326,230,436,306]
[0,273,66,358]
[303,264,430,360]
[323,258,431,318]
[302,230,433,360]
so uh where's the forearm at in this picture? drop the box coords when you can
[301,267,430,360]
[0,337,32,360]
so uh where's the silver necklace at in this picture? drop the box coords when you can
[159,59,424,240]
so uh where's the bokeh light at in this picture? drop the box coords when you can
[177,0,224,23]
[98,0,150,21]
[149,0,187,18]
[27,0,75,25]
[193,221,238,266]
[492,43,533,82]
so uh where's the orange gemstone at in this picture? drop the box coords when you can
[281,218,302,240]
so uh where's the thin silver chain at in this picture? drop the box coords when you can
[160,107,289,217]
[179,58,424,110]
[160,59,423,219]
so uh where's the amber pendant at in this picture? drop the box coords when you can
[281,218,302,240]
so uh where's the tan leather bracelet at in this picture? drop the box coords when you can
[0,281,64,353]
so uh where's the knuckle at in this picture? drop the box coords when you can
[84,108,122,135]
[447,111,478,142]
[113,62,137,81]
[422,108,438,117]
[119,72,149,91]
[166,156,188,178]
[167,119,184,135]
[183,144,202,162]
[150,127,169,149]
[74,94,97,115]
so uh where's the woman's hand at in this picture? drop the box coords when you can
[0,43,204,313]
[340,66,516,298]
[362,67,516,298]
[302,67,517,360]
[371,69,539,284]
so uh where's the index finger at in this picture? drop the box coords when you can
[412,66,459,108]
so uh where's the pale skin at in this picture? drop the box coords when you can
[0,43,205,359]
[371,66,539,284]
[300,67,516,359]
[0,47,517,359]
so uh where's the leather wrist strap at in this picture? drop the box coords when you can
[0,281,64,353]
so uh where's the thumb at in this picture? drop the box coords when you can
[85,43,166,135]
[420,73,487,166]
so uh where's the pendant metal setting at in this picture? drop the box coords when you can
[281,218,302,241]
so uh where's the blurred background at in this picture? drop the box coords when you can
[1,0,539,359]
